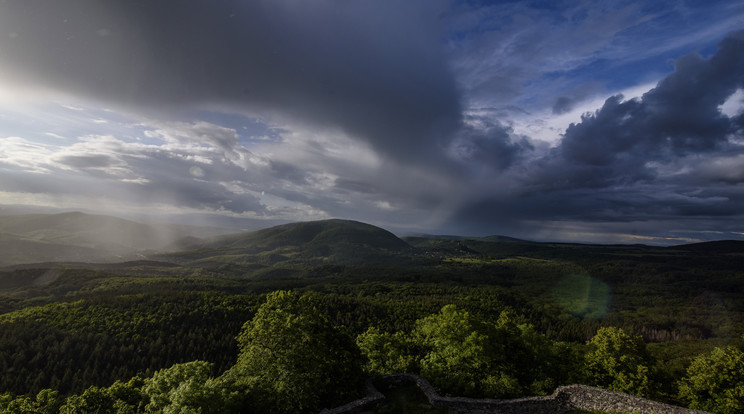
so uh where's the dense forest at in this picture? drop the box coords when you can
[0,216,743,413]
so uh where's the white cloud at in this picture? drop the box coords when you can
[60,104,85,111]
[121,177,150,185]
[44,132,66,140]
[720,88,744,117]
[0,136,55,173]
[269,126,381,169]
[143,120,268,169]
[375,201,394,210]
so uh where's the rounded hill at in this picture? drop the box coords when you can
[180,219,412,266]
[217,219,407,250]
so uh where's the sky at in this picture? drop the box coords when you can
[0,0,743,244]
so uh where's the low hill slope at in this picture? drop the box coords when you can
[672,240,744,254]
[0,234,105,267]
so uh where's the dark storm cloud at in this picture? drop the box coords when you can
[561,30,744,169]
[454,115,532,171]
[551,83,602,115]
[447,182,744,241]
[551,96,575,115]
[0,0,461,166]
[446,30,744,239]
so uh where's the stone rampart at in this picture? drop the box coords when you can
[557,384,710,414]
[319,379,384,414]
[320,374,712,414]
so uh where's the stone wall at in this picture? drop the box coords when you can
[319,379,384,414]
[320,374,712,414]
[557,384,710,414]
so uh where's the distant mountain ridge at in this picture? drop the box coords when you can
[404,234,526,243]
[2,212,742,269]
[0,212,232,266]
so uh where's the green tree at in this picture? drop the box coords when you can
[494,313,577,395]
[584,326,652,397]
[0,390,63,414]
[143,360,232,414]
[32,389,62,414]
[60,386,115,414]
[356,326,418,374]
[414,305,523,398]
[224,290,364,414]
[107,376,147,414]
[0,393,12,411]
[678,346,744,414]
[3,394,35,414]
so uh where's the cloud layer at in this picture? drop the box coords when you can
[0,1,743,243]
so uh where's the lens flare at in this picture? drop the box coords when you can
[189,166,205,178]
[552,274,610,319]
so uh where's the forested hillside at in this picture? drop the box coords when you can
[0,218,742,413]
